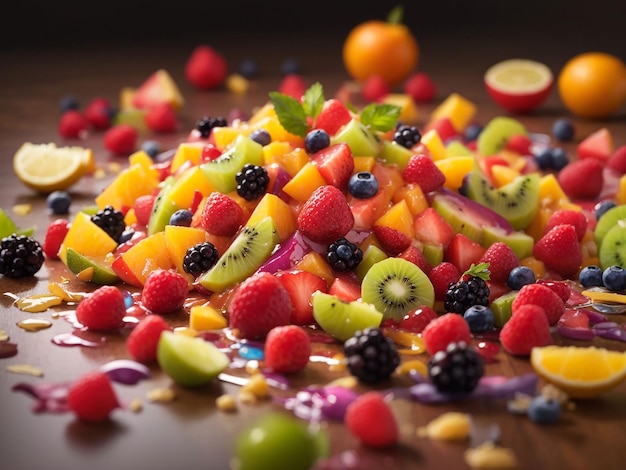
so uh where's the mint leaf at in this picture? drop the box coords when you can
[303,82,324,121]
[360,103,401,132]
[464,263,491,281]
[268,91,310,137]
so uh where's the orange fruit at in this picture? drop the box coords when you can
[557,52,626,119]
[343,6,419,86]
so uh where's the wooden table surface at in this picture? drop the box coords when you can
[2,29,626,470]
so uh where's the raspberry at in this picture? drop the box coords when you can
[42,219,71,259]
[344,391,398,448]
[76,285,126,331]
[422,312,472,356]
[401,154,445,193]
[185,45,228,90]
[499,304,552,356]
[145,103,178,133]
[344,327,400,383]
[533,224,582,279]
[278,73,307,100]
[141,269,188,315]
[536,279,571,303]
[428,262,461,301]
[428,341,484,393]
[478,242,520,284]
[133,194,156,227]
[404,71,436,103]
[544,209,588,242]
[511,283,565,326]
[607,145,626,175]
[264,325,311,374]
[104,124,138,156]
[67,371,119,422]
[200,192,245,237]
[58,110,90,139]
[84,97,112,130]
[505,134,532,155]
[127,314,171,362]
[361,75,389,102]
[0,234,45,278]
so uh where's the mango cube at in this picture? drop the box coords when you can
[430,93,476,132]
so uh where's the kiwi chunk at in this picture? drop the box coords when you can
[491,291,518,327]
[330,119,380,157]
[198,216,279,293]
[361,257,434,322]
[464,169,539,230]
[599,224,626,270]
[594,204,626,251]
[311,292,383,342]
[476,116,527,156]
[147,176,179,235]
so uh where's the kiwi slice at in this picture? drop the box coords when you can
[361,257,434,322]
[147,176,179,235]
[330,119,380,157]
[198,216,279,293]
[594,204,626,251]
[464,169,540,230]
[200,134,263,193]
[311,291,383,342]
[599,224,626,270]
[481,225,534,260]
[476,116,527,156]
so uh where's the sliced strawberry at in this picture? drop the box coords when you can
[444,233,486,274]
[275,269,328,325]
[397,244,432,275]
[315,99,352,135]
[328,274,361,302]
[311,143,355,189]
[349,190,391,230]
[577,127,613,162]
[413,207,455,247]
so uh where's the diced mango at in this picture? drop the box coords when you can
[383,93,419,124]
[168,166,215,210]
[434,156,476,190]
[95,162,160,210]
[164,225,208,283]
[246,193,296,242]
[420,129,447,161]
[392,184,428,217]
[58,212,118,264]
[282,162,326,203]
[491,164,521,187]
[295,252,335,288]
[170,142,205,173]
[353,156,376,173]
[374,200,415,240]
[189,304,228,330]
[429,93,476,132]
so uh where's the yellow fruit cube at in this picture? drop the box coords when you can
[95,162,160,210]
[59,212,118,264]
[420,129,447,161]
[246,193,296,242]
[383,93,419,124]
[279,148,309,177]
[353,156,376,173]
[374,200,415,240]
[212,126,248,151]
[491,165,521,187]
[168,166,215,209]
[189,304,228,330]
[434,156,476,190]
[170,142,205,173]
[392,184,428,217]
[616,175,626,204]
[263,141,292,166]
[295,252,334,288]
[430,93,476,132]
[282,162,326,203]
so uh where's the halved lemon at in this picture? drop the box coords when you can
[531,345,626,399]
[13,142,93,193]
[484,59,554,113]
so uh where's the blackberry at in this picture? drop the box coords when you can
[344,327,400,383]
[235,164,269,200]
[393,123,422,149]
[195,116,227,138]
[326,237,362,272]
[427,341,484,394]
[183,242,219,276]
[444,263,490,314]
[91,205,126,242]
[0,234,45,278]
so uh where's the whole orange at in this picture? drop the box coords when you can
[343,6,419,87]
[557,52,626,119]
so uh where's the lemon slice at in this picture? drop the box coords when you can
[531,345,626,399]
[13,142,92,193]
[581,288,626,304]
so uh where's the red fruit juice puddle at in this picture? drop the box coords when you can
[0,341,18,358]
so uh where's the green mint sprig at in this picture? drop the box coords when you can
[463,262,491,281]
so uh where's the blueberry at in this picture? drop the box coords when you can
[463,305,495,333]
[579,265,604,288]
[304,129,330,154]
[119,229,135,244]
[527,395,561,424]
[464,123,483,142]
[59,94,79,113]
[46,191,71,215]
[507,266,536,290]
[594,200,617,221]
[169,209,193,227]
[550,147,569,171]
[552,118,575,142]
[141,140,161,159]
[239,58,259,79]
[348,172,379,199]
[534,148,553,170]
[250,129,272,146]
[281,57,300,75]
[602,265,626,292]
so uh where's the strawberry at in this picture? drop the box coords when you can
[67,371,119,422]
[133,194,156,227]
[315,99,352,136]
[275,269,328,325]
[398,244,432,275]
[422,312,471,355]
[423,117,458,143]
[104,124,138,156]
[58,110,90,139]
[478,242,520,284]
[372,225,411,255]
[76,285,126,331]
[42,218,70,259]
[557,158,604,200]
[311,143,355,189]
[127,314,171,362]
[145,103,178,133]
[345,392,398,448]
[141,269,188,315]
[505,134,532,155]
[328,274,362,302]
[511,282,565,326]
[607,145,626,175]
[200,144,222,163]
[264,325,312,374]
[279,74,307,100]
[84,97,112,130]
[404,71,436,103]
[499,304,552,356]
[185,45,228,90]
[200,192,245,237]
[228,272,292,339]
[544,209,588,241]
[536,279,571,304]
[297,185,354,244]
[444,233,486,274]
[401,154,446,194]
[533,224,582,279]
[428,261,460,301]
[397,306,438,334]
[361,75,389,102]
[413,207,455,246]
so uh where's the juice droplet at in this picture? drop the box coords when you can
[383,327,426,353]
[14,294,63,313]
[51,332,105,347]
[476,341,500,363]
[0,342,18,358]
[17,318,53,332]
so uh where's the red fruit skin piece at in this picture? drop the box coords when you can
[311,143,355,189]
[345,391,398,448]
[533,224,582,279]
[315,99,352,136]
[478,242,520,284]
[104,124,138,156]
[200,192,245,237]
[511,282,565,326]
[398,306,438,334]
[127,314,171,362]
[372,225,411,255]
[413,207,455,246]
[428,261,460,301]
[264,325,312,374]
[84,97,112,130]
[228,272,293,339]
[275,269,328,325]
[145,103,178,133]
[404,72,436,103]
[361,75,389,102]
[444,233,486,274]
[76,285,126,331]
[185,45,228,90]
[279,74,307,100]
[328,274,362,302]
[398,244,432,275]
[42,218,71,259]
[544,209,588,241]
[133,194,156,227]
[423,117,458,143]
[297,185,354,244]
[422,312,472,356]
[557,158,604,200]
[141,269,188,315]
[67,371,119,423]
[402,154,446,194]
[504,134,532,156]
[58,110,90,139]
[499,304,552,356]
[607,145,626,175]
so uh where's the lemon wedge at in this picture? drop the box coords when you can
[13,142,93,193]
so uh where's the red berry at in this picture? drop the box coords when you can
[42,218,70,259]
[145,103,178,133]
[533,224,582,279]
[200,192,245,237]
[398,306,438,334]
[200,144,222,163]
[404,72,436,103]
[315,99,352,136]
[275,269,328,325]
[499,304,552,356]
[67,371,119,422]
[311,143,355,189]
[279,74,307,100]
[544,209,588,241]
[557,158,604,200]
[228,272,292,339]
[512,282,565,326]
[421,313,471,356]
[607,145,626,175]
[297,185,354,244]
[133,194,156,227]
[84,97,112,130]
[361,75,389,102]
[127,314,171,362]
[345,391,398,448]
[428,262,461,301]
[478,242,520,284]
[58,110,90,139]
[398,244,432,275]
[104,124,138,156]
[505,134,532,155]
[141,269,188,315]
[185,45,228,90]
[76,285,126,331]
[264,325,312,374]
[536,279,571,304]
[402,154,446,194]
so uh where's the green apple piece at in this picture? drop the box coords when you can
[0,208,34,238]
[379,140,413,170]
[481,226,534,260]
[476,116,527,156]
[330,119,380,157]
[157,331,230,387]
[491,291,518,327]
[65,247,120,284]
[147,176,179,235]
